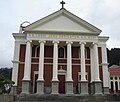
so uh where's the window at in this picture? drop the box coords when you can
[110,77,113,80]
[85,47,90,59]
[115,81,118,91]
[58,47,65,58]
[115,77,117,80]
[111,81,114,90]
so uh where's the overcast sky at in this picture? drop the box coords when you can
[0,0,120,67]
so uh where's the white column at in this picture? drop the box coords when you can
[37,41,46,81]
[66,41,73,94]
[21,40,32,94]
[93,43,101,81]
[90,46,95,94]
[90,46,95,82]
[52,41,59,81]
[51,41,59,94]
[12,41,20,86]
[118,80,119,91]
[66,41,73,81]
[11,41,20,94]
[101,44,109,92]
[80,42,86,81]
[23,40,32,80]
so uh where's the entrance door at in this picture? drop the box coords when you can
[58,75,65,93]
[33,74,38,93]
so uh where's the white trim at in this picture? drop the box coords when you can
[19,62,91,66]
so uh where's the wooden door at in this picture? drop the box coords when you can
[58,75,65,94]
[34,74,38,93]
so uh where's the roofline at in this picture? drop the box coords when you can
[24,8,102,34]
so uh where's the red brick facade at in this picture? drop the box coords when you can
[17,44,103,94]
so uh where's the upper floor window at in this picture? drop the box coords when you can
[110,77,113,80]
[115,77,117,80]
[58,47,65,58]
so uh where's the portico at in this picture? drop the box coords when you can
[20,33,104,95]
[12,8,109,95]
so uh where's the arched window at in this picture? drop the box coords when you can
[58,47,65,58]
[115,81,118,91]
[111,81,114,90]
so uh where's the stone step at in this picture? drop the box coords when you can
[15,94,120,102]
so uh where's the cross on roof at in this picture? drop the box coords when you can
[60,1,65,9]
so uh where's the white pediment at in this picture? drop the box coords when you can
[33,15,92,32]
[25,9,101,35]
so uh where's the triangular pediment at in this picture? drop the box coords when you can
[25,9,101,35]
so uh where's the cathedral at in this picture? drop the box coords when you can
[11,2,109,95]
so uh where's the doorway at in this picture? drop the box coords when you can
[33,71,38,93]
[58,75,65,94]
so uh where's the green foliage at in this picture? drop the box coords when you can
[0,68,12,80]
[107,48,120,67]
[0,68,14,94]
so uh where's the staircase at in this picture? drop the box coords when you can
[15,94,120,102]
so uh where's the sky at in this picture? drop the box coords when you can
[0,0,120,67]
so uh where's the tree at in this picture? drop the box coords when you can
[0,68,14,94]
[0,74,5,94]
[107,48,120,67]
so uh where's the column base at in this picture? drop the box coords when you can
[65,81,73,95]
[21,80,31,95]
[92,81,102,95]
[79,81,89,95]
[90,82,94,94]
[36,80,44,94]
[103,87,109,94]
[10,85,17,95]
[51,81,59,94]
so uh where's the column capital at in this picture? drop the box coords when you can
[25,40,32,43]
[52,40,59,44]
[79,42,86,45]
[92,42,98,45]
[39,40,46,44]
[66,41,73,44]
[101,44,107,47]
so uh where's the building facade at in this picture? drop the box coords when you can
[11,8,109,95]
[109,65,120,93]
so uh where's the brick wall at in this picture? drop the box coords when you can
[17,44,103,93]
